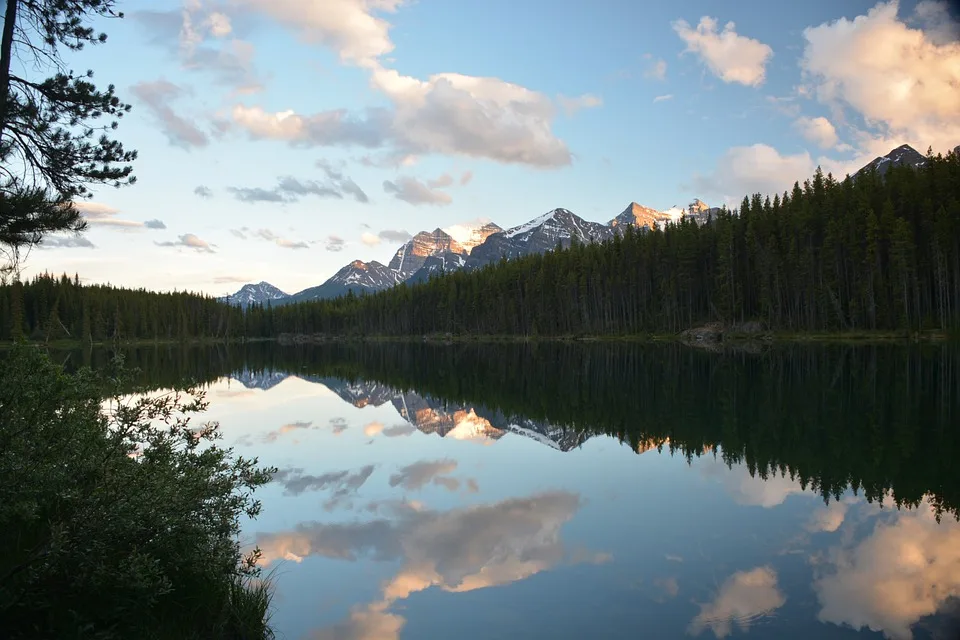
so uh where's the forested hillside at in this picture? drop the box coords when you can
[266,151,960,336]
[0,274,246,342]
[2,149,959,341]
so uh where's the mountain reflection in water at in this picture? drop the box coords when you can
[79,342,960,639]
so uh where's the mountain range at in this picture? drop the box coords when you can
[231,370,587,451]
[221,200,715,306]
[221,144,940,307]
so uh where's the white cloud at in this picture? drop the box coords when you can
[800,1,960,154]
[689,566,786,638]
[232,0,403,67]
[131,80,209,149]
[252,228,309,250]
[558,93,603,116]
[206,12,232,38]
[673,16,773,87]
[155,233,215,253]
[654,94,674,103]
[38,234,96,249]
[691,144,815,206]
[815,498,960,640]
[229,1,580,167]
[383,176,453,206]
[73,201,165,231]
[257,491,603,640]
[361,232,381,246]
[643,54,668,80]
[794,116,840,149]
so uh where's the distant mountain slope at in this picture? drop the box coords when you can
[470,208,613,263]
[219,281,289,308]
[853,144,927,179]
[284,260,399,304]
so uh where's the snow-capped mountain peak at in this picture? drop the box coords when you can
[219,281,289,308]
[442,219,503,252]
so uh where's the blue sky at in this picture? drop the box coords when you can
[21,0,960,294]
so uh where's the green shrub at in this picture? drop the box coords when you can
[0,345,276,639]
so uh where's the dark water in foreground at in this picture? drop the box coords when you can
[79,342,960,639]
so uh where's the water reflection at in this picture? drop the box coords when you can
[76,342,960,639]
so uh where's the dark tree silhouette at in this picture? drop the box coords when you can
[0,0,137,276]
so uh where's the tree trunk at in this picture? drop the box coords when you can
[0,0,19,132]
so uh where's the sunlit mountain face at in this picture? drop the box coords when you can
[88,341,960,639]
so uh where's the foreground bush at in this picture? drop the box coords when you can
[0,346,276,639]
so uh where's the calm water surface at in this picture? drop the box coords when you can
[92,343,960,640]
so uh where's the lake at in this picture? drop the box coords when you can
[80,342,960,639]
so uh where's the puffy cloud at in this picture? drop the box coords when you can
[194,185,213,198]
[227,0,578,168]
[427,173,454,189]
[326,234,346,251]
[229,174,368,204]
[383,176,453,206]
[794,116,840,149]
[206,12,232,38]
[654,94,674,103]
[691,144,815,207]
[388,459,459,491]
[814,498,960,640]
[134,7,262,94]
[316,159,370,203]
[363,421,385,437]
[800,1,960,153]
[673,16,773,86]
[688,566,786,638]
[643,54,668,80]
[272,465,376,507]
[38,234,95,249]
[233,71,574,167]
[131,80,209,149]
[807,497,858,533]
[73,201,165,231]
[154,233,215,253]
[231,0,403,67]
[361,232,381,246]
[377,229,412,243]
[557,93,603,116]
[382,424,416,438]
[698,456,815,507]
[251,228,309,250]
[257,491,596,640]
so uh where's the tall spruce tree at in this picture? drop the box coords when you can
[0,0,137,276]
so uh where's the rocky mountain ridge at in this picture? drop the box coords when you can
[223,144,936,306]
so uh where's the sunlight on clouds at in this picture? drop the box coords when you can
[815,497,960,640]
[255,491,598,640]
[227,0,585,167]
[801,1,960,152]
[673,16,773,87]
[691,144,815,207]
[794,116,839,149]
[689,566,786,638]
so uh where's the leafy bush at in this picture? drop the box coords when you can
[0,345,276,639]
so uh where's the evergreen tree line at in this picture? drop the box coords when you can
[3,152,960,340]
[84,341,960,520]
[0,273,249,342]
[265,151,960,336]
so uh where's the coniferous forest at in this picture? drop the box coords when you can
[3,151,960,341]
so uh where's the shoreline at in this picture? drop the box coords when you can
[1,330,954,350]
